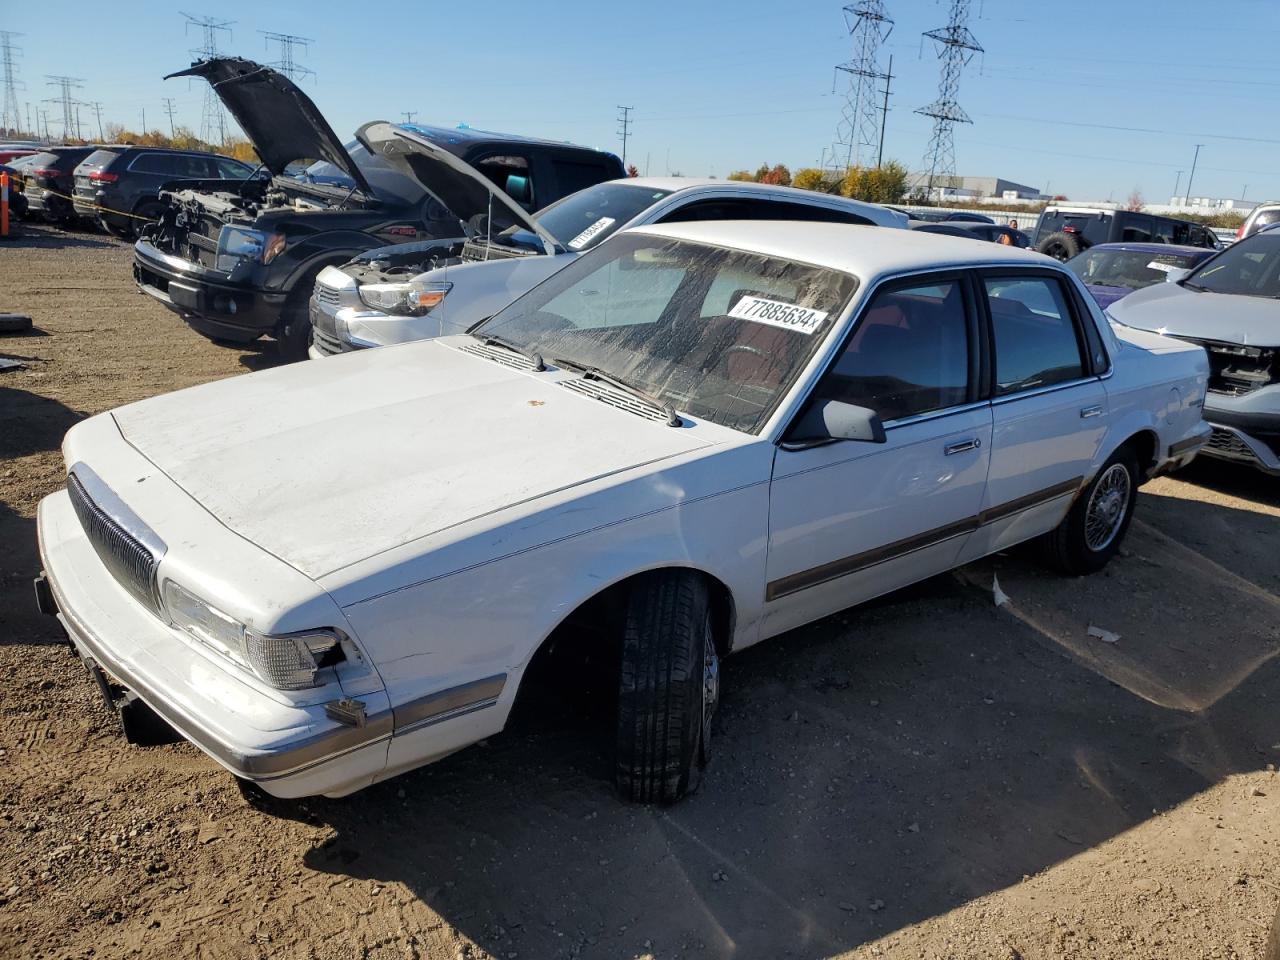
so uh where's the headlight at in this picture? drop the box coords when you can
[162,580,342,691]
[215,226,286,271]
[357,280,451,316]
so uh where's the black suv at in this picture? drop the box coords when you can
[135,57,625,360]
[73,146,256,238]
[1033,206,1221,260]
[20,146,98,223]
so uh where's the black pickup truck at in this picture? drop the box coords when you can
[134,57,624,359]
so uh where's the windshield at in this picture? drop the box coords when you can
[1185,232,1280,298]
[299,141,428,206]
[1067,248,1206,290]
[473,234,857,434]
[516,183,672,251]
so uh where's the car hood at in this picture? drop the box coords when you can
[110,340,712,579]
[357,121,562,256]
[166,57,373,196]
[1084,283,1134,310]
[1107,280,1280,347]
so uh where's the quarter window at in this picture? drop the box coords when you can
[986,276,1086,395]
[813,279,971,422]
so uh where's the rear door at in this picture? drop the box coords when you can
[958,269,1108,561]
[763,272,992,638]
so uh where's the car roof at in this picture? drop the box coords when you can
[1078,242,1212,256]
[398,122,619,160]
[610,177,905,226]
[625,220,1052,277]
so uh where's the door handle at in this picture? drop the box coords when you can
[944,438,981,455]
[1080,405,1103,419]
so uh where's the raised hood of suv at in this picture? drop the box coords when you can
[166,57,372,196]
[109,341,711,580]
[357,121,563,256]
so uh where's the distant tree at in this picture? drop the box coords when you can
[626,163,639,177]
[1051,194,1069,201]
[1126,188,1144,212]
[759,163,791,186]
[726,170,755,182]
[838,166,864,200]
[791,167,824,192]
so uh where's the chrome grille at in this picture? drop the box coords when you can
[315,283,342,307]
[66,472,161,615]
[1206,428,1256,461]
[458,343,540,372]
[558,378,668,422]
[310,327,353,356]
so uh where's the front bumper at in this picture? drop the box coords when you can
[1202,422,1280,474]
[133,239,286,342]
[36,490,394,798]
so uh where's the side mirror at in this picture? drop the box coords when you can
[786,399,887,446]
[1165,267,1192,284]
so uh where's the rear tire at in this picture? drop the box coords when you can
[1037,231,1082,261]
[1039,446,1139,576]
[615,571,717,805]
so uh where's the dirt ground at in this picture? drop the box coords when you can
[2,221,1280,960]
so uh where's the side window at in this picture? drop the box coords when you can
[551,158,616,197]
[658,198,756,223]
[215,157,250,179]
[537,249,687,330]
[813,279,971,422]
[760,200,874,225]
[473,154,534,210]
[129,153,178,176]
[1121,216,1153,243]
[986,276,1086,396]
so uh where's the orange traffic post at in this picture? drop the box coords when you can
[0,171,8,238]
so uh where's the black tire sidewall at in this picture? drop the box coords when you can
[1037,231,1082,262]
[1059,447,1140,574]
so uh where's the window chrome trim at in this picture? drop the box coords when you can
[882,399,991,432]
[989,374,1107,406]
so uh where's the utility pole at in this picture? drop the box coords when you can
[1173,170,1183,200]
[162,97,178,138]
[259,31,314,83]
[876,53,894,169]
[0,31,23,137]
[616,105,634,167]
[74,102,82,140]
[25,101,32,138]
[1242,184,1248,201]
[141,106,147,135]
[90,100,104,141]
[1184,144,1203,203]
[401,110,417,124]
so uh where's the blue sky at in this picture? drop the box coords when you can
[8,0,1280,202]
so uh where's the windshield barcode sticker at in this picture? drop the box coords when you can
[728,295,828,335]
[567,217,616,250]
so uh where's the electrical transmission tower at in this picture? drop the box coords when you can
[0,31,23,136]
[260,31,314,83]
[182,12,233,144]
[826,2,894,173]
[616,105,634,167]
[916,0,982,197]
[45,75,84,139]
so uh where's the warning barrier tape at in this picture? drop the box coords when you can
[24,182,157,222]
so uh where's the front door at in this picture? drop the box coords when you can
[763,274,992,639]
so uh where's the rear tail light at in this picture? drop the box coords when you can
[1237,224,1246,239]
[87,170,117,183]
[32,168,59,178]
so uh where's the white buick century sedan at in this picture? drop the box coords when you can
[36,223,1211,804]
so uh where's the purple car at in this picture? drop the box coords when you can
[1064,242,1216,309]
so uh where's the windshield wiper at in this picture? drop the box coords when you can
[553,357,681,427]
[469,331,545,371]
[1181,280,1209,291]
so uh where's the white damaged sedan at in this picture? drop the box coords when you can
[36,223,1211,803]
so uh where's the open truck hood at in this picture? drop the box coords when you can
[357,121,564,256]
[166,57,373,196]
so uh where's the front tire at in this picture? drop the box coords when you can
[1037,231,1082,261]
[1040,446,1139,575]
[615,571,718,805]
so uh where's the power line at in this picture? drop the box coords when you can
[827,2,894,172]
[182,12,233,145]
[917,0,983,197]
[0,31,23,136]
[616,105,634,167]
[259,31,314,83]
[44,75,84,140]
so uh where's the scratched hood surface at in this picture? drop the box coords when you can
[111,339,710,579]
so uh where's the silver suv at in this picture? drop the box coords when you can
[1237,202,1280,241]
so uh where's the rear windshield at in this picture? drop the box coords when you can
[521,182,672,251]
[23,152,58,169]
[1036,210,1112,246]
[77,149,121,173]
[1185,231,1280,298]
[1067,248,1208,290]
